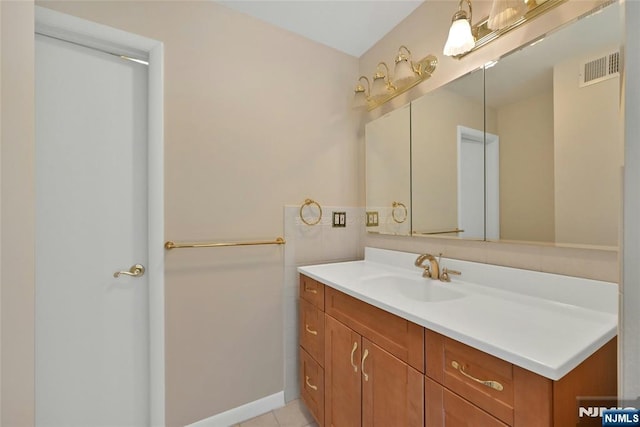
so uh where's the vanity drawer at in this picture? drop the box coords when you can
[300,348,325,426]
[300,275,325,310]
[325,286,424,373]
[426,330,514,425]
[426,377,508,427]
[299,298,324,367]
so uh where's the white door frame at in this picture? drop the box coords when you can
[34,7,165,425]
[485,131,500,241]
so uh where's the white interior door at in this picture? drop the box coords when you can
[35,33,149,426]
[457,126,485,239]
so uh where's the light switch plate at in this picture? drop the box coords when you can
[332,211,346,228]
[366,211,379,227]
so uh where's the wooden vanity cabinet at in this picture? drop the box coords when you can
[299,276,326,425]
[299,274,617,427]
[425,329,617,427]
[299,275,425,427]
[325,314,424,427]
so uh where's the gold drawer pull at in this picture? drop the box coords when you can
[350,342,358,373]
[304,285,318,294]
[361,349,370,382]
[305,375,318,391]
[451,361,504,391]
[305,324,318,336]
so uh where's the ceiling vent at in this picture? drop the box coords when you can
[579,51,620,87]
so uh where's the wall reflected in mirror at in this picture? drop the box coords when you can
[365,104,411,235]
[486,1,622,247]
[411,68,488,240]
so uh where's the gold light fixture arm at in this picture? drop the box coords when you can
[375,62,391,81]
[356,76,370,94]
[453,0,472,24]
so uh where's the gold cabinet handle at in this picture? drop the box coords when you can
[361,349,370,382]
[451,360,504,391]
[304,285,317,294]
[305,324,318,336]
[113,264,145,278]
[350,342,358,373]
[305,375,318,391]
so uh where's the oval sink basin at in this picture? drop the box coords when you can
[361,275,465,302]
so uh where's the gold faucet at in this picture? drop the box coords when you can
[415,253,462,282]
[414,253,439,279]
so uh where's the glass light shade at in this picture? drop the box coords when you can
[370,76,390,101]
[443,18,475,56]
[487,0,527,30]
[353,90,368,109]
[393,59,416,88]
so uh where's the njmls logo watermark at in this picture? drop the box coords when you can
[577,397,640,427]
[602,409,640,426]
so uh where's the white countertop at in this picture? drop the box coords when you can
[298,248,618,381]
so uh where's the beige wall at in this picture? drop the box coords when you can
[554,47,622,246]
[1,1,36,426]
[20,0,360,425]
[498,90,556,242]
[361,0,619,283]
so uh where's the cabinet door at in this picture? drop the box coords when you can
[300,298,325,366]
[325,315,361,427]
[361,339,424,427]
[426,377,508,427]
[301,348,325,426]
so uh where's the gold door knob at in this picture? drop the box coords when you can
[114,264,145,278]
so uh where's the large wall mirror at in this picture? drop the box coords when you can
[365,0,622,248]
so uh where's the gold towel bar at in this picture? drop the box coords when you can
[415,229,465,235]
[164,237,286,250]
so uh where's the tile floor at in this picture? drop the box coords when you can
[233,399,318,427]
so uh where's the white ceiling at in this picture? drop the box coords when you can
[215,0,425,57]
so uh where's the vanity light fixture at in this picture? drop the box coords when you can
[443,0,475,57]
[353,47,438,111]
[487,0,527,30]
[393,46,417,88]
[353,76,370,109]
[444,0,566,59]
[370,62,393,101]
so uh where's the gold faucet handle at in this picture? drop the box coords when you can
[422,265,433,278]
[440,267,461,282]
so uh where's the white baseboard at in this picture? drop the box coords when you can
[185,391,285,427]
